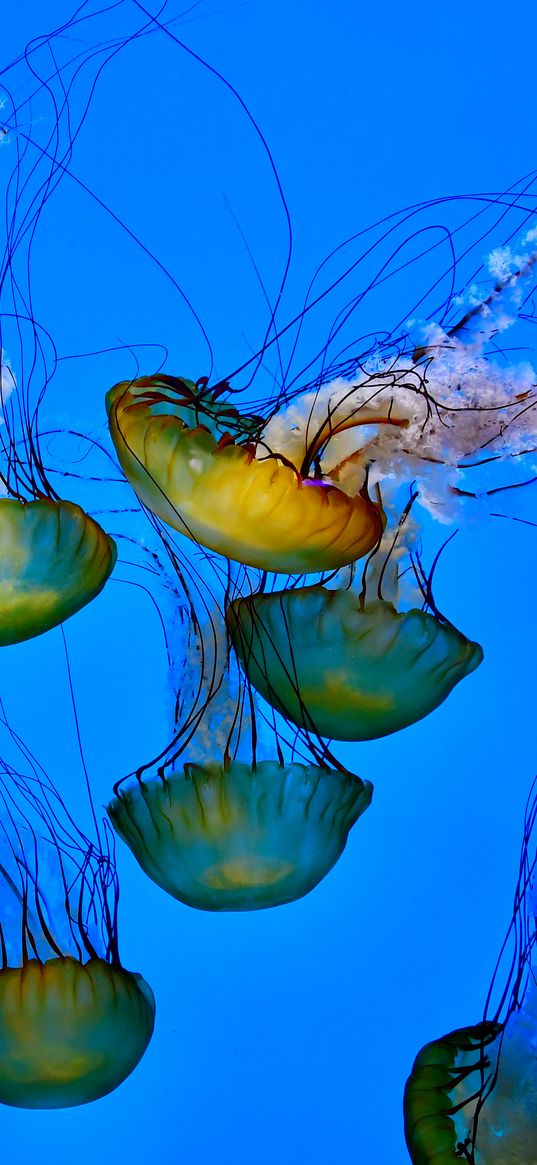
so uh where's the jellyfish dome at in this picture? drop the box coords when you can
[227,584,483,741]
[0,957,155,1109]
[106,375,385,573]
[403,1021,503,1165]
[108,759,372,911]
[0,498,116,645]
[0,742,155,1109]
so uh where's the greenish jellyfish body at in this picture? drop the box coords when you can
[0,957,155,1109]
[108,759,372,911]
[0,498,116,644]
[227,586,483,741]
[404,1022,502,1164]
[105,375,385,574]
[0,729,155,1109]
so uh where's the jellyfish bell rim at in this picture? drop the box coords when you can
[106,375,385,574]
[108,758,373,912]
[0,954,155,1109]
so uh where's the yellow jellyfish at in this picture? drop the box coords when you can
[227,583,483,741]
[0,497,116,645]
[0,745,154,1108]
[106,374,388,573]
[108,758,372,912]
[0,957,155,1109]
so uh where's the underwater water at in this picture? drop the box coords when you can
[0,2,536,1163]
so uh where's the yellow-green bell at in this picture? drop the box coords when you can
[0,498,116,645]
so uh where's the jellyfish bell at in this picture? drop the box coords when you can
[0,307,116,655]
[105,373,386,574]
[403,1021,504,1165]
[108,758,372,912]
[226,582,483,743]
[0,497,117,645]
[0,745,155,1109]
[404,782,537,1164]
[0,956,155,1109]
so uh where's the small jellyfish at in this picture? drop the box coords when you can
[0,498,116,645]
[404,781,537,1163]
[226,532,483,742]
[105,374,388,573]
[108,757,372,912]
[0,735,155,1108]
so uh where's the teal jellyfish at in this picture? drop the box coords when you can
[404,782,537,1163]
[226,560,483,742]
[0,736,155,1108]
[0,957,155,1109]
[108,587,372,912]
[108,757,372,912]
[0,498,116,645]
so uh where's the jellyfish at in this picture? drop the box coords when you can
[404,781,537,1163]
[0,340,117,645]
[226,516,483,743]
[0,338,117,647]
[108,757,371,912]
[0,729,155,1108]
[106,373,388,574]
[227,583,482,742]
[0,498,116,645]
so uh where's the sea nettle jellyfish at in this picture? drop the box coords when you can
[0,350,115,646]
[404,780,537,1164]
[0,733,154,1108]
[108,755,371,912]
[226,523,483,742]
[107,580,372,911]
[0,497,116,645]
[105,373,388,574]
